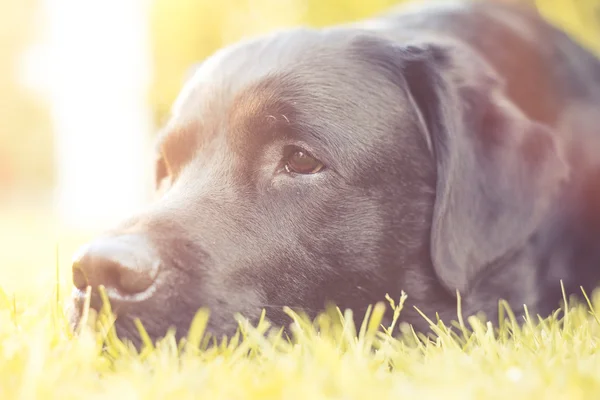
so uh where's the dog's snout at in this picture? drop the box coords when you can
[71,235,160,297]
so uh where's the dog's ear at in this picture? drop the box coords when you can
[353,36,568,297]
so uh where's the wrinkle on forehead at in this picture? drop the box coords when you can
[227,78,300,144]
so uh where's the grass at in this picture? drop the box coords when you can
[3,273,600,400]
[3,206,600,399]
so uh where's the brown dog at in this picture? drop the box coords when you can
[68,0,600,345]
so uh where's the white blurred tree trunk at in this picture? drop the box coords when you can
[46,0,153,230]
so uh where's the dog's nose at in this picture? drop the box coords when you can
[71,235,160,296]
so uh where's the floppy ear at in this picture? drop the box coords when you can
[354,36,569,297]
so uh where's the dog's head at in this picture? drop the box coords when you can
[68,28,567,345]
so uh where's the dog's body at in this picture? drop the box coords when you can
[69,0,600,344]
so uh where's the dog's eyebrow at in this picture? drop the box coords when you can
[155,119,200,177]
[228,83,315,149]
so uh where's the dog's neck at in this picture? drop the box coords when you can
[516,114,600,316]
[535,155,600,310]
[456,132,600,324]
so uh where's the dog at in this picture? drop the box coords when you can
[67,0,600,346]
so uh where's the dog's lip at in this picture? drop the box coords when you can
[67,289,120,328]
[66,283,155,331]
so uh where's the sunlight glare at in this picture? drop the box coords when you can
[44,0,154,230]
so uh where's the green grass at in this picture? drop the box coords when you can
[2,277,600,400]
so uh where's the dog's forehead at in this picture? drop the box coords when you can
[170,28,370,120]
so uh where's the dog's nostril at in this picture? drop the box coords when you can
[115,262,158,295]
[71,259,88,291]
[71,235,160,296]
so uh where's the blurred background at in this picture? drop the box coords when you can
[0,0,599,297]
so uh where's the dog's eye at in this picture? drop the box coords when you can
[284,148,325,175]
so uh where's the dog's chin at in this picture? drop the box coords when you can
[66,306,166,349]
[65,299,238,349]
[109,315,247,350]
